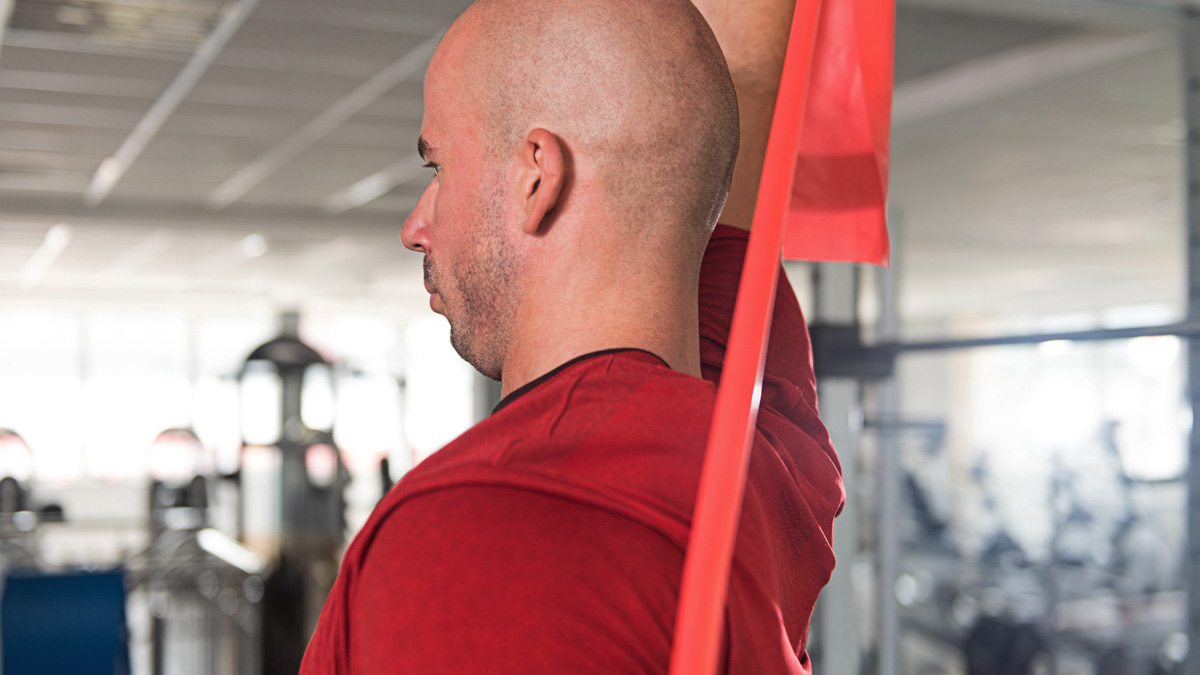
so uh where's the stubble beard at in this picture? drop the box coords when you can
[425,179,516,381]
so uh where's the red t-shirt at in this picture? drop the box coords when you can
[300,226,843,673]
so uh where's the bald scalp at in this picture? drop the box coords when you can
[453,0,739,257]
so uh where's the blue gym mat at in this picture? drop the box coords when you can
[1,568,130,675]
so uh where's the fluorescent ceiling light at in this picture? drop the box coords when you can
[19,224,71,289]
[324,154,427,215]
[0,0,15,66]
[241,233,269,259]
[83,0,261,206]
[892,30,1167,128]
[208,30,444,210]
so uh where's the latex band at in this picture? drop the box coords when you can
[668,2,825,673]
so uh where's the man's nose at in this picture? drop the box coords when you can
[401,184,434,253]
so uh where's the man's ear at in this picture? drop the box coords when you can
[517,128,565,236]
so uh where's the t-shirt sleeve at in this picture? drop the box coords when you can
[698,225,820,425]
[347,486,684,674]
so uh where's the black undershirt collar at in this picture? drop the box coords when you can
[491,348,668,415]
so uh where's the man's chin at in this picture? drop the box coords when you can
[429,292,443,314]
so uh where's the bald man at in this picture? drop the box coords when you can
[301,0,843,672]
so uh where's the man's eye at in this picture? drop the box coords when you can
[423,162,440,177]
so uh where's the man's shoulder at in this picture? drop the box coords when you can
[381,428,707,543]
[347,459,696,589]
[343,485,682,673]
[342,352,721,573]
[358,379,716,552]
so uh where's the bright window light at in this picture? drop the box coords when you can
[241,362,282,447]
[86,311,188,377]
[328,315,400,374]
[1111,337,1184,481]
[196,317,273,377]
[403,317,474,466]
[82,375,192,480]
[1036,339,1072,356]
[0,376,85,483]
[334,374,402,475]
[1127,336,1180,372]
[0,311,85,482]
[193,376,242,475]
[302,364,335,432]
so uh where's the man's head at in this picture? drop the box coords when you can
[401,0,739,380]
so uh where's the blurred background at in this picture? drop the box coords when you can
[0,0,1195,673]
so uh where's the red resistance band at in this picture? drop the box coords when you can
[669,0,893,671]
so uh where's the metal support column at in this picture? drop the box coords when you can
[1184,11,1200,675]
[874,213,902,675]
[812,262,863,675]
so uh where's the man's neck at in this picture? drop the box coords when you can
[498,279,701,399]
